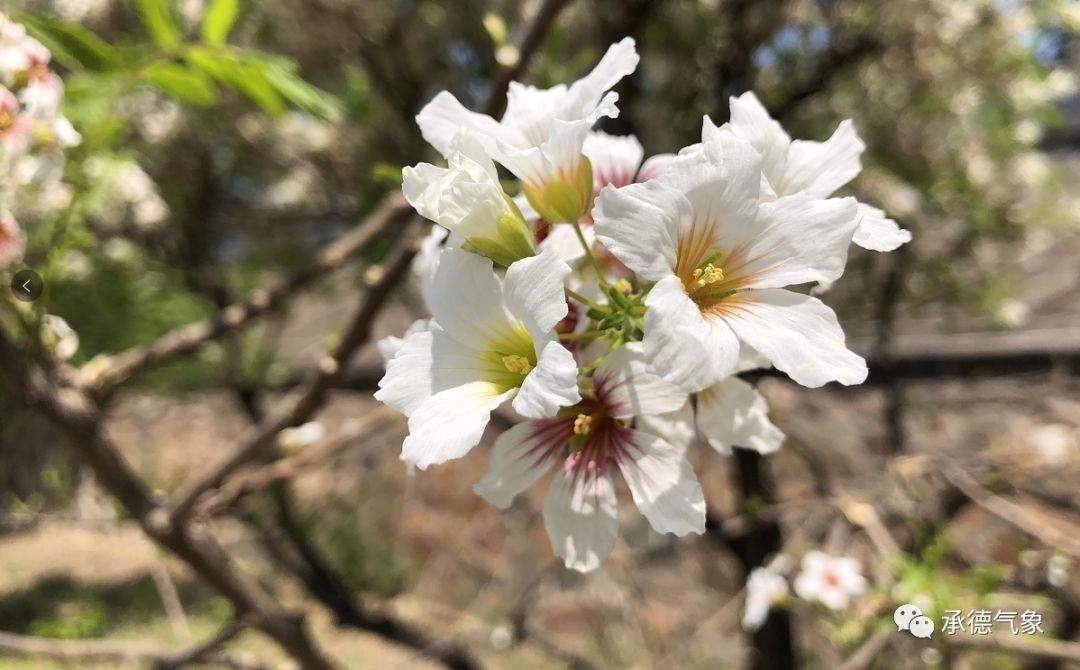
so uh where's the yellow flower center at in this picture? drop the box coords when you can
[691,263,724,287]
[612,278,632,294]
[572,413,593,435]
[502,354,534,375]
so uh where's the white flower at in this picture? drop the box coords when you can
[376,319,430,364]
[793,551,867,610]
[376,246,581,469]
[594,124,867,391]
[641,377,784,456]
[416,38,639,223]
[277,421,326,451]
[474,343,702,572]
[743,562,789,631]
[41,314,79,361]
[724,92,911,252]
[0,209,24,265]
[403,132,534,266]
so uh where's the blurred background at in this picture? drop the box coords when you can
[1,0,1079,668]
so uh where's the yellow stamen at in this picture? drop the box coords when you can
[501,354,534,375]
[692,263,724,287]
[612,278,632,294]
[572,414,593,435]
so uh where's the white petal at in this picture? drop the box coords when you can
[543,467,619,572]
[564,37,639,118]
[637,400,697,455]
[593,342,688,419]
[375,328,434,415]
[503,246,571,338]
[513,339,581,419]
[377,319,431,365]
[778,120,864,198]
[723,289,866,387]
[474,421,563,508]
[852,203,911,252]
[401,382,515,469]
[636,152,676,182]
[584,131,644,189]
[643,276,739,392]
[616,429,706,536]
[726,92,791,182]
[696,377,784,455]
[537,117,594,178]
[426,248,514,344]
[734,194,859,289]
[416,90,509,158]
[662,126,762,253]
[593,180,685,281]
[538,224,588,264]
[735,345,771,373]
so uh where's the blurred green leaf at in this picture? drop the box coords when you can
[135,0,182,48]
[260,60,342,121]
[201,0,240,46]
[185,48,285,115]
[143,62,218,106]
[372,163,403,185]
[16,13,121,72]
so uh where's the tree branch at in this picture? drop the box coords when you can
[168,220,421,524]
[81,192,410,396]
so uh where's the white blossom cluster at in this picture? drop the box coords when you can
[376,39,909,573]
[0,11,80,266]
[742,551,868,631]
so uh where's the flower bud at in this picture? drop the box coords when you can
[462,195,536,267]
[521,155,594,224]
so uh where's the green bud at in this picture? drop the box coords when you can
[462,200,535,267]
[521,155,595,224]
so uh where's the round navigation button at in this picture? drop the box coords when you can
[11,268,43,302]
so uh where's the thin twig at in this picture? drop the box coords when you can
[196,406,400,518]
[168,222,421,524]
[483,0,574,117]
[81,192,410,396]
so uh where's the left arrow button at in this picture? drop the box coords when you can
[11,269,43,302]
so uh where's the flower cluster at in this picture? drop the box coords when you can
[743,551,868,631]
[0,11,80,267]
[377,39,908,572]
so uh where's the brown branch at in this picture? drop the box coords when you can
[168,220,421,524]
[0,336,336,669]
[0,624,264,670]
[949,633,1080,664]
[81,192,410,396]
[195,406,400,518]
[483,0,574,117]
[941,465,1080,560]
[836,627,893,670]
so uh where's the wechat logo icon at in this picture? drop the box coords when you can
[895,604,934,639]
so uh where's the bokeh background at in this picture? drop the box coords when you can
[1,0,1079,668]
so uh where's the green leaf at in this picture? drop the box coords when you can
[185,48,285,115]
[16,13,121,72]
[201,0,239,46]
[135,0,182,48]
[143,62,217,106]
[259,61,342,121]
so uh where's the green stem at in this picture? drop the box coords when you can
[565,287,606,313]
[570,221,608,288]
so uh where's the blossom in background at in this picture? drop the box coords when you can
[417,38,639,223]
[743,556,791,631]
[723,92,911,252]
[404,132,534,267]
[376,247,580,469]
[474,343,704,572]
[40,314,79,361]
[595,124,867,391]
[0,209,24,266]
[277,421,327,452]
[793,551,867,610]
